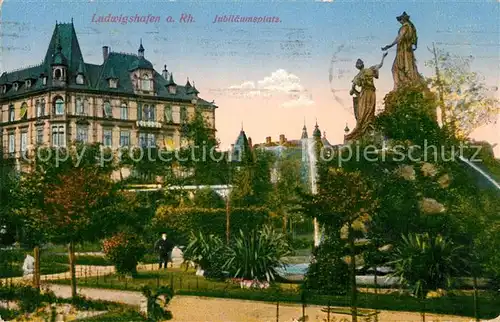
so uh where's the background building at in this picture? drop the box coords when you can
[0,21,217,162]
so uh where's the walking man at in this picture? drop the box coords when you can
[154,232,174,269]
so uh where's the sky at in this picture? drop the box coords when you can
[1,0,499,155]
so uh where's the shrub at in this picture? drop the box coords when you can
[223,225,292,282]
[152,206,273,245]
[303,236,349,295]
[183,232,227,279]
[102,232,146,277]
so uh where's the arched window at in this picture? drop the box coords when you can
[54,97,64,115]
[54,69,62,79]
[76,74,84,85]
[41,99,46,116]
[120,103,128,120]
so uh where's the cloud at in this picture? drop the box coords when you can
[228,69,312,105]
[282,94,315,108]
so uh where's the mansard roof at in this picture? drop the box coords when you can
[0,21,216,108]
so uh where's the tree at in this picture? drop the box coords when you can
[268,151,307,233]
[298,166,377,322]
[0,148,18,246]
[426,46,499,138]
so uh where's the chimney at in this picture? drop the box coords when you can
[247,137,253,150]
[279,134,286,145]
[102,46,109,62]
[265,136,272,145]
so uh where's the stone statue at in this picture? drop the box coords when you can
[22,254,35,276]
[382,12,424,89]
[344,52,388,141]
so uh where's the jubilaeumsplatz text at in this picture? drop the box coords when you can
[91,13,196,24]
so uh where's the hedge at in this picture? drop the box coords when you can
[152,206,276,245]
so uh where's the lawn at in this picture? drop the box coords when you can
[51,268,500,319]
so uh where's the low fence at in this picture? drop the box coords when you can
[0,264,496,321]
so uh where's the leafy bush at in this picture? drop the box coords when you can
[183,232,227,279]
[103,232,147,277]
[303,236,349,295]
[223,225,292,282]
[376,83,443,147]
[152,206,273,245]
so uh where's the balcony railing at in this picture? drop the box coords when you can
[136,120,162,128]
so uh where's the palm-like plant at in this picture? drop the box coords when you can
[183,231,226,278]
[390,233,464,299]
[223,225,292,282]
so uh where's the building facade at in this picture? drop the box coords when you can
[0,21,217,161]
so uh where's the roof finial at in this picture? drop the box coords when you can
[71,17,73,24]
[163,64,167,71]
[241,121,243,131]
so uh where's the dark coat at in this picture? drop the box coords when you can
[155,238,174,256]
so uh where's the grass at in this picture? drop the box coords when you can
[51,268,500,319]
[78,308,146,321]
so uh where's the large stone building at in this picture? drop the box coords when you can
[0,21,217,161]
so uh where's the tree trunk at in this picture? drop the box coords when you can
[473,275,479,322]
[348,225,358,322]
[68,242,77,298]
[282,214,287,234]
[225,196,230,244]
[374,267,378,322]
[33,246,40,289]
[313,218,320,247]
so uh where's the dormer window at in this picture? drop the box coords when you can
[54,68,62,80]
[13,82,19,91]
[76,74,84,85]
[25,80,31,88]
[42,76,47,86]
[1,85,6,94]
[109,79,118,88]
[168,84,176,94]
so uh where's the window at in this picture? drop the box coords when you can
[119,131,130,147]
[54,97,64,115]
[83,99,89,115]
[13,83,19,91]
[180,106,187,123]
[36,126,44,145]
[139,133,155,147]
[20,102,28,120]
[20,131,27,152]
[103,129,112,147]
[76,126,88,143]
[1,85,6,94]
[120,104,128,120]
[42,77,47,86]
[54,69,62,79]
[41,99,46,116]
[164,105,173,123]
[109,79,118,88]
[36,100,42,117]
[76,74,84,85]
[142,104,155,121]
[51,125,66,147]
[76,98,84,115]
[141,74,152,91]
[103,101,112,117]
[8,132,15,153]
[8,105,15,122]
[25,80,31,88]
